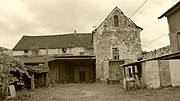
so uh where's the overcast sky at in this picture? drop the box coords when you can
[0,0,179,51]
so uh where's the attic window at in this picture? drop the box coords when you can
[112,47,119,59]
[62,48,67,54]
[114,15,119,27]
[24,50,28,54]
[79,52,84,55]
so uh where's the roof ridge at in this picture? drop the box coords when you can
[22,33,92,37]
[13,32,93,51]
[93,6,143,32]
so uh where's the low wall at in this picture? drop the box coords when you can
[142,59,180,88]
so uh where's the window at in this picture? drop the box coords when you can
[79,52,84,55]
[24,50,28,54]
[114,15,119,27]
[62,48,67,54]
[112,47,119,59]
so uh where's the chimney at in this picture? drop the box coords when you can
[74,30,76,34]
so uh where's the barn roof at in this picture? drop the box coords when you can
[13,33,93,51]
[158,1,180,19]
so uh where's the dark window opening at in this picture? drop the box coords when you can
[79,52,84,55]
[128,68,132,77]
[62,48,67,53]
[24,50,28,53]
[114,15,119,27]
[137,64,142,78]
[113,47,119,59]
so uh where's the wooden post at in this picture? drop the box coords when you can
[128,67,132,77]
[56,61,59,83]
[45,47,55,87]
[132,65,137,88]
[132,65,136,78]
[31,73,35,90]
[45,72,50,87]
[122,66,126,79]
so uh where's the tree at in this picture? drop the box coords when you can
[0,53,30,100]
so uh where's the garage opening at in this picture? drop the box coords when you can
[49,56,96,83]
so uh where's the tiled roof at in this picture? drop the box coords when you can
[13,33,93,50]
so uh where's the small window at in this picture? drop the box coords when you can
[112,47,119,59]
[62,48,67,54]
[114,15,119,27]
[24,50,28,54]
[79,52,84,55]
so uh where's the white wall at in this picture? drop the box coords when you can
[141,60,180,88]
[143,60,161,89]
[71,47,85,55]
[13,51,24,56]
[169,60,180,87]
[13,47,93,56]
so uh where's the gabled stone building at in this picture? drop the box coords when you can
[93,7,143,81]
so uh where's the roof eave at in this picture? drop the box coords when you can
[158,1,180,19]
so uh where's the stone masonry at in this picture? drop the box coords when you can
[93,7,143,81]
[143,45,171,59]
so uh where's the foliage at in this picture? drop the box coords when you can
[0,53,30,100]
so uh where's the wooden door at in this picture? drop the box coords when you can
[79,71,86,82]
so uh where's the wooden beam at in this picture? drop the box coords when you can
[128,68,132,77]
[31,73,35,90]
[132,65,136,78]
[122,66,126,79]
[45,72,50,87]
[56,61,59,83]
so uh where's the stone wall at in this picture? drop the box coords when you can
[143,45,171,59]
[93,7,142,81]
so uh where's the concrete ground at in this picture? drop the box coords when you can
[27,83,180,101]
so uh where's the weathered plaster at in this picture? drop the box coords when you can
[93,7,142,81]
[143,60,161,89]
[13,47,93,56]
[167,7,180,52]
[169,60,180,87]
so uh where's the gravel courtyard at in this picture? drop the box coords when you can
[26,83,180,101]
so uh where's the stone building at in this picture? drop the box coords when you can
[93,7,143,81]
[13,7,143,83]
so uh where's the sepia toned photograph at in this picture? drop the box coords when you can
[0,0,180,101]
